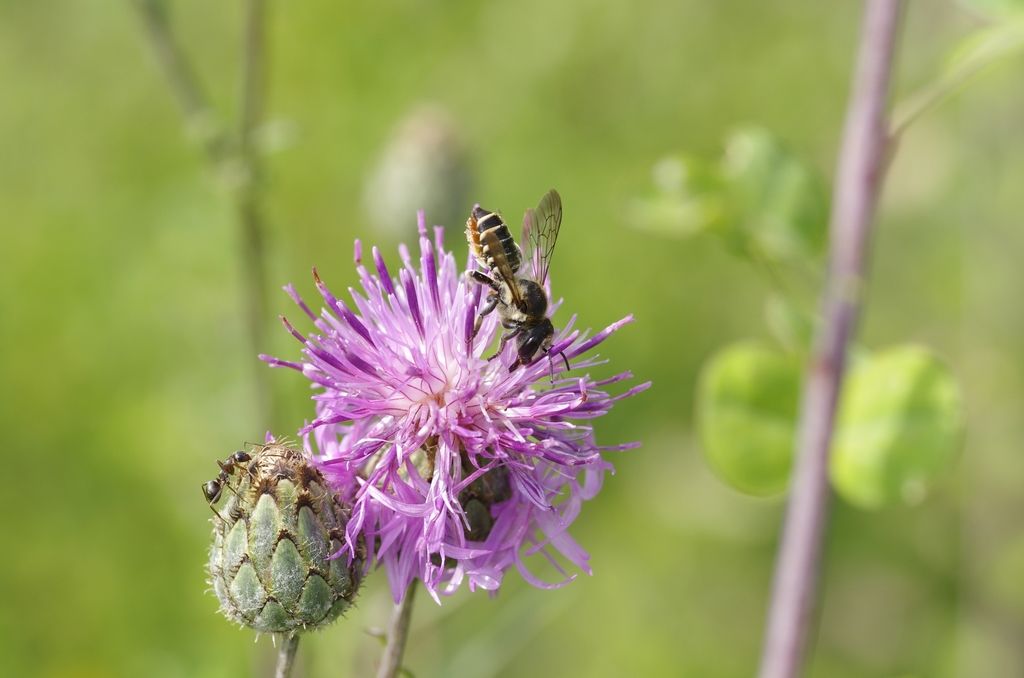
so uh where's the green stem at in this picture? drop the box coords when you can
[275,633,300,678]
[130,0,274,427]
[130,0,228,162]
[236,0,273,427]
[376,583,417,678]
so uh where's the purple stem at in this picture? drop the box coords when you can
[757,2,904,678]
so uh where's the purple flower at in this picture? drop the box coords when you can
[262,213,648,602]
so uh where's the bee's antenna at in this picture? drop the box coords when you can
[558,351,570,372]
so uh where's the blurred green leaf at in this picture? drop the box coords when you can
[960,0,1024,21]
[946,17,1024,75]
[696,341,801,496]
[630,130,828,261]
[764,293,815,354]
[893,17,1024,136]
[831,345,964,509]
[627,155,725,238]
[718,127,829,264]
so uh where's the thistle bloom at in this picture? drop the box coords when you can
[262,213,647,602]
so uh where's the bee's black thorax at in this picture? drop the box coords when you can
[516,278,548,321]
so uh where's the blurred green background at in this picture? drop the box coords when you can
[2,1,1023,676]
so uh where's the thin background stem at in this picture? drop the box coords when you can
[376,583,417,678]
[757,2,904,678]
[237,0,273,427]
[134,0,286,671]
[132,0,273,426]
[131,0,228,163]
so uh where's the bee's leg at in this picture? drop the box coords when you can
[471,293,499,341]
[468,270,498,288]
[467,271,502,339]
[543,351,571,381]
[486,326,521,362]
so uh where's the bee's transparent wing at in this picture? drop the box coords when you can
[480,228,524,305]
[521,189,562,285]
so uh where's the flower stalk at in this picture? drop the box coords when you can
[275,633,299,678]
[376,582,417,678]
[757,2,904,677]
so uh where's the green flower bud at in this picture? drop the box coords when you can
[206,443,363,633]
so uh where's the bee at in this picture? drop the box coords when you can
[201,450,253,509]
[459,461,512,542]
[466,189,568,371]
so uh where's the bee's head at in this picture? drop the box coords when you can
[515,319,555,367]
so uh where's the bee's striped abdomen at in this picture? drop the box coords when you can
[471,206,522,273]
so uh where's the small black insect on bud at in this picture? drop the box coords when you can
[202,479,222,504]
[206,442,364,633]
